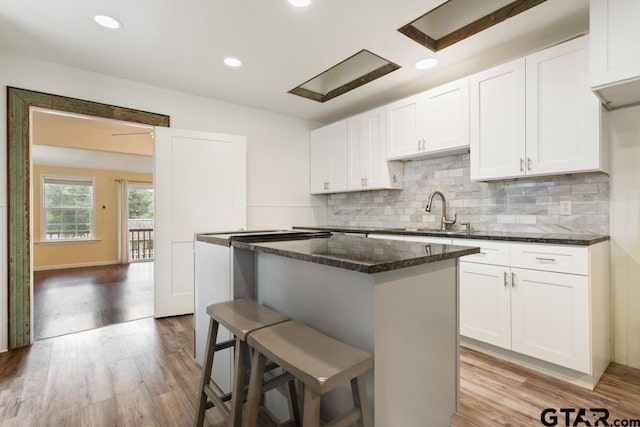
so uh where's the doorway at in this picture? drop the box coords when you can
[30,109,157,340]
[7,87,170,348]
[127,183,154,262]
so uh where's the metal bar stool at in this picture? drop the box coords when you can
[194,299,301,427]
[244,320,373,427]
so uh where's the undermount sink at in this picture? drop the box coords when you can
[383,228,470,236]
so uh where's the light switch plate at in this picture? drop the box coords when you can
[560,201,572,216]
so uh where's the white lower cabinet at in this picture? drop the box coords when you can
[510,268,590,373]
[460,262,511,349]
[458,239,610,388]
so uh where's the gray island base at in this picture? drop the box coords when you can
[230,234,479,426]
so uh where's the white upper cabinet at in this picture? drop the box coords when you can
[386,94,421,159]
[347,107,403,191]
[526,36,603,176]
[590,0,640,109]
[471,36,607,181]
[386,78,470,161]
[309,120,348,194]
[423,78,470,154]
[470,59,526,181]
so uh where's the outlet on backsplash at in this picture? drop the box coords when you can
[560,201,572,216]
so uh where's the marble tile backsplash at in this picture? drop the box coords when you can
[327,153,610,235]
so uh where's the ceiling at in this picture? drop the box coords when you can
[32,109,153,172]
[32,144,153,174]
[0,0,589,123]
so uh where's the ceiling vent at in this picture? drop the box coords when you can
[399,0,547,52]
[288,49,400,103]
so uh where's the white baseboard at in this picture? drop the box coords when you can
[33,260,119,271]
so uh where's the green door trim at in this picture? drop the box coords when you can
[7,87,170,349]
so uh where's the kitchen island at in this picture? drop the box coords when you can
[229,233,479,426]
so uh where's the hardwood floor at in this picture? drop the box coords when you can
[1,315,638,426]
[34,263,154,340]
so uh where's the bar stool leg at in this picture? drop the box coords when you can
[351,375,372,427]
[287,379,302,427]
[195,317,219,427]
[302,387,321,427]
[229,338,248,427]
[243,349,267,427]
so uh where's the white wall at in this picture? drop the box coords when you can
[608,105,640,369]
[0,52,327,352]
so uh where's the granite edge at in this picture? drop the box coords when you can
[231,240,480,274]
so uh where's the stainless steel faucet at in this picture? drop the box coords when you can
[425,191,457,231]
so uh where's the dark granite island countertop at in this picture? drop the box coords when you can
[231,233,479,274]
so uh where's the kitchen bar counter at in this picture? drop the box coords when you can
[224,232,475,426]
[293,225,609,246]
[232,232,478,273]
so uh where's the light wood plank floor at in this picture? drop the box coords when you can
[1,315,638,426]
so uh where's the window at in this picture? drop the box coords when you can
[41,175,95,241]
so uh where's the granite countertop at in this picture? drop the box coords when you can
[195,230,332,246]
[231,233,479,274]
[293,225,610,246]
[195,230,282,246]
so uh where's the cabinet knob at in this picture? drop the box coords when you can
[511,272,516,287]
[527,157,532,171]
[520,158,525,172]
[503,271,508,287]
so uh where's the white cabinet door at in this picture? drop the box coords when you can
[470,59,526,181]
[327,121,348,193]
[348,107,391,190]
[386,95,420,159]
[459,262,512,349]
[347,114,366,191]
[510,268,590,373]
[424,78,470,154]
[310,126,330,194]
[590,0,640,92]
[310,121,347,194]
[363,107,391,189]
[526,36,602,176]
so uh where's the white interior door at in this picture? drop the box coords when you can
[154,127,246,317]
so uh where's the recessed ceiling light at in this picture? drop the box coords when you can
[94,15,121,29]
[415,58,439,70]
[288,0,312,7]
[223,57,242,68]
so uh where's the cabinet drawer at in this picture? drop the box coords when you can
[510,243,588,275]
[454,239,511,266]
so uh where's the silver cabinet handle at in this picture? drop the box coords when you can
[520,158,524,172]
[527,157,532,171]
[417,139,422,151]
[364,177,368,187]
[361,178,364,187]
[503,271,508,287]
[535,257,556,263]
[511,272,516,287]
[326,182,329,190]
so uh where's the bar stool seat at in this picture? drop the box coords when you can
[244,320,373,427]
[194,299,299,427]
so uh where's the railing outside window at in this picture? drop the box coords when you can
[129,228,154,261]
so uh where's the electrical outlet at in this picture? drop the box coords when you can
[560,201,572,216]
